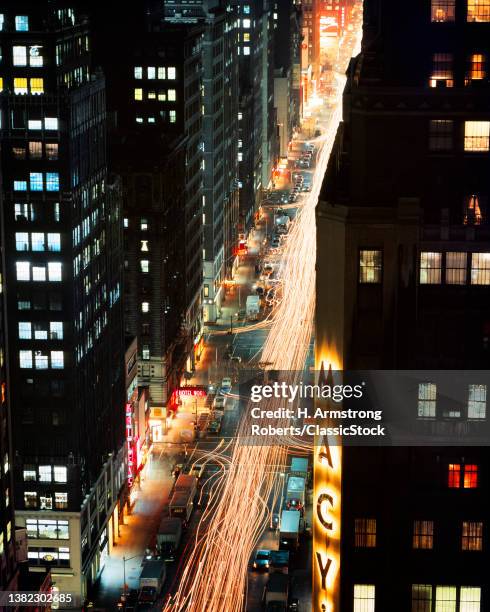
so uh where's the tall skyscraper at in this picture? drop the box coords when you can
[0,5,126,599]
[316,0,490,609]
[163,0,240,324]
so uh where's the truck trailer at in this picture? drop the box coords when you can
[156,517,182,561]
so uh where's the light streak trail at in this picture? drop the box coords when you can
[163,19,363,612]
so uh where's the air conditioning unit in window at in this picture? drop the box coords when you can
[436,79,448,88]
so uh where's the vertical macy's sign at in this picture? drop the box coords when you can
[313,434,341,612]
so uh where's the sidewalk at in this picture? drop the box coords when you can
[212,216,267,331]
[93,452,176,608]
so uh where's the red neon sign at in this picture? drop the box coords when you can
[177,386,207,398]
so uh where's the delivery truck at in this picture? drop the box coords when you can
[137,559,166,604]
[246,295,260,320]
[174,474,197,497]
[156,517,182,562]
[285,475,306,513]
[169,489,194,525]
[279,510,300,551]
[264,573,289,609]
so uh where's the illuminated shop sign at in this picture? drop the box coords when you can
[177,386,207,398]
[313,364,342,612]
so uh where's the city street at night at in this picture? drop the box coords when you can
[1,1,489,612]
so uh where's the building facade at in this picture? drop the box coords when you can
[164,1,240,323]
[316,1,490,609]
[0,6,126,599]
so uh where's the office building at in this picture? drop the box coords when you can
[316,0,490,609]
[0,6,126,598]
[164,1,240,323]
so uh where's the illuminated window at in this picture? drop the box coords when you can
[147,66,156,79]
[468,385,486,419]
[243,46,250,55]
[359,249,382,283]
[468,0,490,21]
[158,91,166,101]
[40,495,52,510]
[204,284,209,297]
[13,46,27,66]
[23,468,36,481]
[35,352,48,369]
[14,180,27,191]
[243,33,250,41]
[48,262,62,281]
[30,78,44,94]
[142,302,150,313]
[29,46,43,67]
[31,232,44,251]
[460,587,481,611]
[448,463,461,488]
[429,120,453,150]
[141,218,148,231]
[431,0,455,21]
[44,118,58,130]
[435,586,457,611]
[418,383,437,418]
[412,584,432,611]
[158,67,166,79]
[464,194,484,225]
[148,90,156,99]
[51,351,64,369]
[134,66,143,79]
[170,110,176,123]
[141,240,149,252]
[46,173,59,191]
[134,88,143,101]
[18,322,32,339]
[167,67,176,79]
[19,350,32,368]
[445,252,467,284]
[413,521,434,549]
[464,464,478,488]
[14,77,28,94]
[243,18,251,28]
[466,54,486,84]
[354,519,376,547]
[16,262,30,281]
[430,53,454,88]
[142,344,150,360]
[168,89,176,102]
[353,585,375,612]
[464,121,490,151]
[55,492,68,509]
[39,465,52,482]
[462,521,483,551]
[15,15,29,31]
[420,252,442,284]
[471,253,490,284]
[30,172,43,191]
[24,492,37,508]
[54,466,67,483]
[28,141,42,159]
[46,143,58,160]
[15,232,29,251]
[140,260,149,273]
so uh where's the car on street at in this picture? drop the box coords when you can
[271,237,280,248]
[288,194,298,203]
[207,419,222,434]
[220,377,232,392]
[230,355,242,364]
[301,183,311,192]
[172,463,184,479]
[213,395,226,410]
[253,549,271,570]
